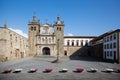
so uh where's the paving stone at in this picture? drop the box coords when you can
[0,57,120,80]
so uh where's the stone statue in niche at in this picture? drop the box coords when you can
[43,27,49,34]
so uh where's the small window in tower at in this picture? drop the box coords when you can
[57,27,59,30]
[31,27,33,31]
[34,27,36,31]
[59,27,61,31]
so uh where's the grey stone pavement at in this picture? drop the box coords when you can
[0,56,120,80]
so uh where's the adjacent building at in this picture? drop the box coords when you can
[64,36,96,57]
[0,24,28,61]
[92,29,120,63]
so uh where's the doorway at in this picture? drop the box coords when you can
[42,47,50,55]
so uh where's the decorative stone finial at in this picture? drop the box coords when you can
[33,16,36,22]
[4,22,7,28]
[57,16,60,21]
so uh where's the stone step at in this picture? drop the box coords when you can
[34,55,55,58]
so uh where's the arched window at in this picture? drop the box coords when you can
[67,40,70,46]
[59,27,61,31]
[57,27,59,30]
[81,40,83,47]
[31,26,33,31]
[72,40,74,46]
[76,40,79,46]
[34,27,36,31]
[49,38,51,43]
[64,50,67,56]
[85,40,88,46]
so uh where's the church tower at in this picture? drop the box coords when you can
[28,16,40,56]
[54,16,64,56]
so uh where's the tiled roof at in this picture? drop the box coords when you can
[92,29,120,42]
[64,36,97,38]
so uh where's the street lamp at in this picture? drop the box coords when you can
[56,39,59,62]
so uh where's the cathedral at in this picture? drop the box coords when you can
[0,15,96,61]
[28,16,64,57]
[0,16,120,63]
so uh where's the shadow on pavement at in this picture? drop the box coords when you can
[69,56,104,62]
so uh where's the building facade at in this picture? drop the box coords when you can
[0,16,96,61]
[103,29,120,63]
[28,16,64,57]
[64,36,96,57]
[0,24,28,61]
[1,16,119,63]
[92,29,120,63]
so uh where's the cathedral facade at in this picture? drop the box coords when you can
[28,16,64,57]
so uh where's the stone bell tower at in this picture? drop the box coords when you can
[28,16,40,56]
[54,16,64,56]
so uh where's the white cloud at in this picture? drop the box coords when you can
[67,33,74,36]
[9,28,28,38]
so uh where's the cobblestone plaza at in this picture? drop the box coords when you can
[0,57,120,80]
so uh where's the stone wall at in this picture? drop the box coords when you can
[0,27,28,62]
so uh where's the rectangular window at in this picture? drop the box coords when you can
[107,36,109,42]
[10,34,12,40]
[11,42,12,47]
[107,44,109,49]
[107,51,109,57]
[114,51,116,59]
[110,43,112,49]
[16,37,17,42]
[113,34,116,40]
[110,51,112,57]
[104,51,106,55]
[110,35,112,41]
[104,38,106,42]
[113,42,116,48]
[104,45,106,49]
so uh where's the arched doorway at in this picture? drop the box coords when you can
[42,47,50,55]
[64,50,67,56]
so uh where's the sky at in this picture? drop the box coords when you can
[0,0,120,37]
